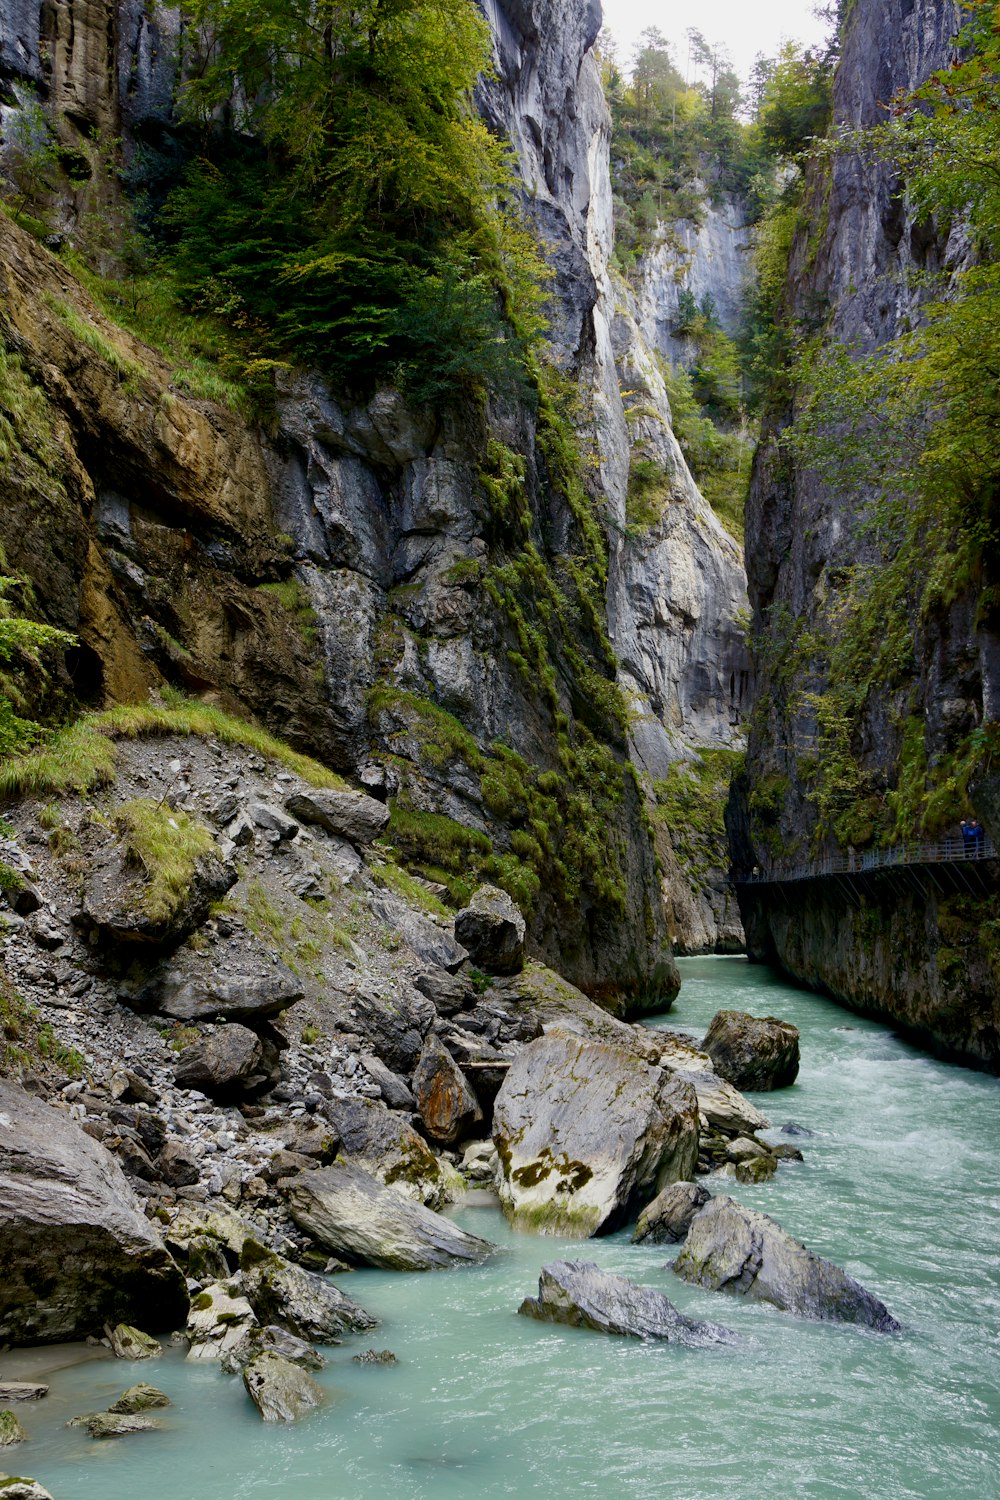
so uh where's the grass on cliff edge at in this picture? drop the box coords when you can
[116,798,218,924]
[0,689,349,801]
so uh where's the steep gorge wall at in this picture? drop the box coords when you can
[736,0,1000,1066]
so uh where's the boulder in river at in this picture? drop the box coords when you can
[701,1011,800,1092]
[221,1323,325,1375]
[454,885,525,975]
[492,1030,699,1236]
[518,1261,733,1345]
[186,1281,257,1360]
[673,1196,900,1331]
[106,1324,161,1360]
[0,1079,188,1344]
[0,1479,55,1499]
[412,1033,483,1145]
[107,1383,171,1414]
[633,1182,711,1245]
[0,1411,26,1446]
[239,1240,376,1341]
[285,1160,494,1271]
[0,1385,47,1403]
[70,1411,162,1438]
[242,1350,324,1423]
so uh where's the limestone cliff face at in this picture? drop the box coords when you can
[632,195,751,365]
[737,0,1000,1066]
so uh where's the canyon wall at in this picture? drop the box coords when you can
[735,0,1000,1066]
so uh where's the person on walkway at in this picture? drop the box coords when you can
[961,818,986,857]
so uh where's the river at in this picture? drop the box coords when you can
[5,956,999,1500]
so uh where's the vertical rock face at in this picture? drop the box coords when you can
[633,195,752,362]
[738,0,1000,1066]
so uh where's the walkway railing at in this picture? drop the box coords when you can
[736,835,997,885]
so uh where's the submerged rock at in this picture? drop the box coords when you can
[0,1079,187,1345]
[492,1030,699,1236]
[352,1349,398,1365]
[239,1240,376,1341]
[285,1160,494,1270]
[454,885,525,975]
[633,1182,711,1245]
[701,1011,800,1092]
[412,1034,483,1145]
[69,1411,162,1438]
[518,1261,733,1345]
[673,1196,900,1331]
[242,1351,324,1423]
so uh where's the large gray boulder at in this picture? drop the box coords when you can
[319,1095,446,1206]
[79,840,235,947]
[454,885,525,975]
[633,1181,711,1245]
[673,1196,900,1331]
[285,1160,494,1270]
[0,1080,188,1344]
[239,1241,376,1341]
[0,1480,54,1499]
[518,1261,733,1345]
[411,1034,482,1145]
[174,1024,265,1098]
[242,1351,324,1423]
[700,1011,800,1091]
[285,788,389,846]
[136,935,303,1022]
[185,1281,257,1361]
[492,1030,699,1236]
[326,980,434,1073]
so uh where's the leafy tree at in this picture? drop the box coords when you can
[162,0,547,399]
[757,42,833,157]
[0,575,75,755]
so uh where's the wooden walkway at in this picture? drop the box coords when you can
[733,836,998,902]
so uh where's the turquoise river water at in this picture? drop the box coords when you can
[4,956,1000,1500]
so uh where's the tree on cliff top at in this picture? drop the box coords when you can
[164,0,547,400]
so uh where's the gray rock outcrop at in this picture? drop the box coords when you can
[0,1079,187,1344]
[633,1181,711,1245]
[137,936,304,1022]
[285,1160,494,1270]
[673,1196,900,1331]
[411,1034,483,1145]
[453,885,526,975]
[285,788,389,845]
[185,1281,257,1361]
[174,1024,266,1098]
[492,1030,699,1236]
[518,1260,733,1345]
[242,1351,324,1423]
[239,1242,376,1342]
[79,841,235,948]
[701,1011,801,1091]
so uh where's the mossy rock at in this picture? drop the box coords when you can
[0,1413,25,1448]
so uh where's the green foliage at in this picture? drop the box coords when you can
[756,43,833,158]
[652,748,744,886]
[0,572,76,757]
[160,0,547,399]
[626,457,672,529]
[115,799,217,923]
[373,861,451,919]
[0,688,349,803]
